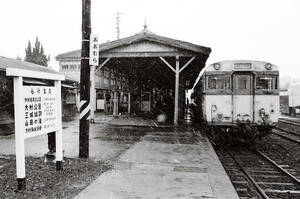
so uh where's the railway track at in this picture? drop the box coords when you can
[217,148,300,199]
[279,118,300,127]
[273,127,300,144]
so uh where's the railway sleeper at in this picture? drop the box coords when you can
[259,183,300,191]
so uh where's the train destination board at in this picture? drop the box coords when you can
[24,86,57,138]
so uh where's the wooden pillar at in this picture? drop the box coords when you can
[108,67,112,114]
[90,65,96,122]
[55,80,63,170]
[101,65,104,88]
[174,55,179,125]
[109,67,111,89]
[13,76,26,190]
[113,91,118,116]
[128,93,131,114]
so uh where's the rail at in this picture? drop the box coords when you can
[225,149,300,198]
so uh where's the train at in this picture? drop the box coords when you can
[191,60,279,128]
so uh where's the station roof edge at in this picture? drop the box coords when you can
[56,30,211,60]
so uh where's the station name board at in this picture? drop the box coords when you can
[24,86,57,138]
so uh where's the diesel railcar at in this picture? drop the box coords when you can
[196,60,279,127]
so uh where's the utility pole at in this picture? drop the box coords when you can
[79,0,91,158]
[116,11,123,39]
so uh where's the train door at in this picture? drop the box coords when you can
[233,73,254,122]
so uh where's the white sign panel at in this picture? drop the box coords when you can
[89,34,99,66]
[24,86,57,138]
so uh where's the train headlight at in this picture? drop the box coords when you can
[213,63,221,70]
[211,105,217,112]
[265,63,272,70]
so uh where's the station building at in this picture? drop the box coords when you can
[56,28,211,124]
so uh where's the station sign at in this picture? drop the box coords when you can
[6,67,65,190]
[89,34,99,66]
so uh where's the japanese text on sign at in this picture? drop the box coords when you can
[24,86,57,136]
[89,34,99,66]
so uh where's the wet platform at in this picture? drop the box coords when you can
[0,113,239,198]
[75,115,239,199]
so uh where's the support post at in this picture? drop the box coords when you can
[55,80,63,170]
[101,65,104,88]
[14,76,26,190]
[174,56,180,125]
[90,65,96,122]
[128,93,131,114]
[79,0,91,158]
[113,91,118,116]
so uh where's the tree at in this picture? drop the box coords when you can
[24,37,50,66]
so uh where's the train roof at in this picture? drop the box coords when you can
[205,60,279,72]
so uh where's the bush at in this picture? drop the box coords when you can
[0,73,13,116]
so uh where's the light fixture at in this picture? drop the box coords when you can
[265,63,272,70]
[213,63,221,70]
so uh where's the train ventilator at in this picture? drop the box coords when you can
[199,60,279,127]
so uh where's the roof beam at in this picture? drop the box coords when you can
[95,57,111,73]
[179,56,195,74]
[159,57,175,73]
[100,51,196,58]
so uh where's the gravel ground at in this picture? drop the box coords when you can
[255,130,300,174]
[214,122,300,198]
[0,123,155,199]
[0,156,112,199]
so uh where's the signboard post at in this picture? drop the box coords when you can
[6,68,65,190]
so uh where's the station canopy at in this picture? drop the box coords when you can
[56,29,211,90]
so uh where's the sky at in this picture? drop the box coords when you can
[0,0,300,78]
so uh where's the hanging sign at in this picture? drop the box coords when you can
[89,34,99,66]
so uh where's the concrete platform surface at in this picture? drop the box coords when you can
[75,132,239,199]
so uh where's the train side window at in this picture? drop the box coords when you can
[256,76,277,89]
[207,76,230,89]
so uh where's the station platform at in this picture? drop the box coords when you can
[75,115,239,199]
[279,114,300,122]
[0,113,239,198]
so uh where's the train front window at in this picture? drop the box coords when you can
[236,75,250,89]
[256,76,278,89]
[207,76,230,89]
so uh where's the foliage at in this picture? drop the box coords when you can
[24,37,50,66]
[0,72,14,116]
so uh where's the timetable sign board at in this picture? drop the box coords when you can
[24,86,57,138]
